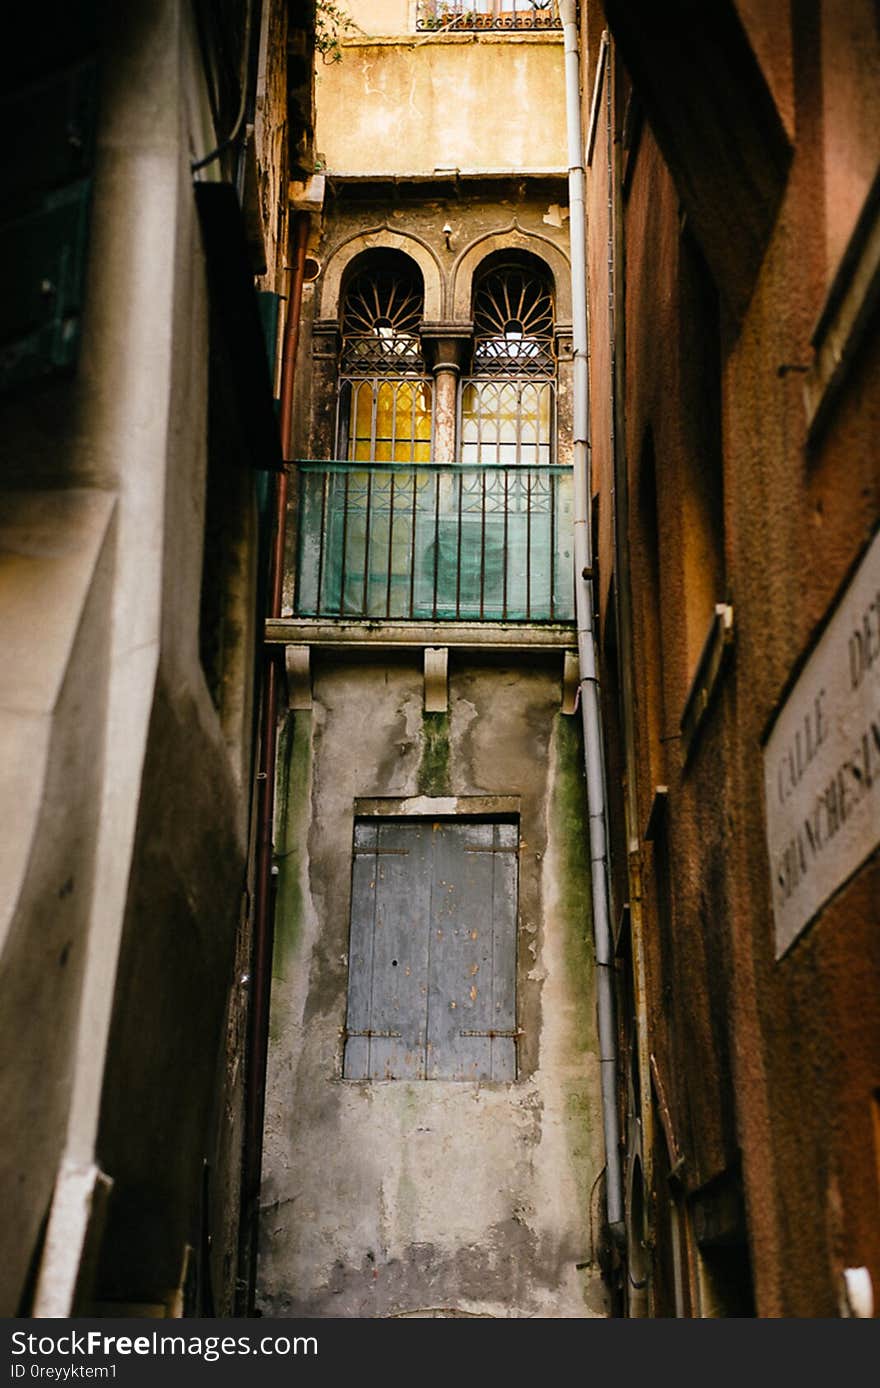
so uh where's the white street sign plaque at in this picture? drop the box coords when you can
[763,528,880,956]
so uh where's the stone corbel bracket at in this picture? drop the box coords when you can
[285,645,312,710]
[424,647,448,713]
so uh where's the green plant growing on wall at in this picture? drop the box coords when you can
[315,0,357,63]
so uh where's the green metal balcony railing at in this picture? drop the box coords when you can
[294,461,574,623]
[416,2,561,32]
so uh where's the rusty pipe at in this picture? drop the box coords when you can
[273,212,310,600]
[240,210,310,1313]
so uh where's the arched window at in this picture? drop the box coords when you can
[296,249,571,623]
[460,257,556,467]
[337,253,432,463]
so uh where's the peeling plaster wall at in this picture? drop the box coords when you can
[259,655,607,1318]
[315,33,566,178]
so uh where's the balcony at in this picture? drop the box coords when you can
[293,461,574,625]
[416,2,561,32]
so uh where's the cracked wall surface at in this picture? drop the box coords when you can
[258,654,607,1318]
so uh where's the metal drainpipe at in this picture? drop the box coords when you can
[558,0,624,1241]
[241,210,310,1313]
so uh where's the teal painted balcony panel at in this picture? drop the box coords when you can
[294,462,574,623]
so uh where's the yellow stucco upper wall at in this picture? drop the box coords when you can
[315,35,566,177]
[343,0,411,34]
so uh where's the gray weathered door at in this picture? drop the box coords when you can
[344,819,518,1081]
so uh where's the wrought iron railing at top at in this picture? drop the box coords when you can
[417,2,561,33]
[294,461,574,624]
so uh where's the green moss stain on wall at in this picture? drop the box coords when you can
[565,1084,596,1161]
[417,712,450,797]
[272,711,312,988]
[550,712,595,1055]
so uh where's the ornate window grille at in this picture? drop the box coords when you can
[471,264,556,377]
[303,256,572,624]
[460,262,556,467]
[338,260,432,463]
[417,1,560,31]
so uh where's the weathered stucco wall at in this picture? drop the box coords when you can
[342,0,410,34]
[259,655,606,1318]
[0,0,286,1316]
[315,34,566,177]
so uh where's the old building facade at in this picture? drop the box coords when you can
[257,0,611,1319]
[257,0,880,1320]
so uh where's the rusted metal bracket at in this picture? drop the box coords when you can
[649,1052,685,1179]
[458,1028,524,1040]
[562,649,580,713]
[344,1029,402,1040]
[352,847,411,856]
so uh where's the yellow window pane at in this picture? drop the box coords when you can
[353,383,373,441]
[375,383,395,438]
[342,376,433,463]
[414,389,432,441]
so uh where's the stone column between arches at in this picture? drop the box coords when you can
[420,325,472,463]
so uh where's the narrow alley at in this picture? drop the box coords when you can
[1,0,878,1324]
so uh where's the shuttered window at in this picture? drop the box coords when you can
[344,819,518,1081]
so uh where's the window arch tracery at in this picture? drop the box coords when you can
[471,264,556,377]
[337,254,432,464]
[299,246,571,622]
[460,257,556,468]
